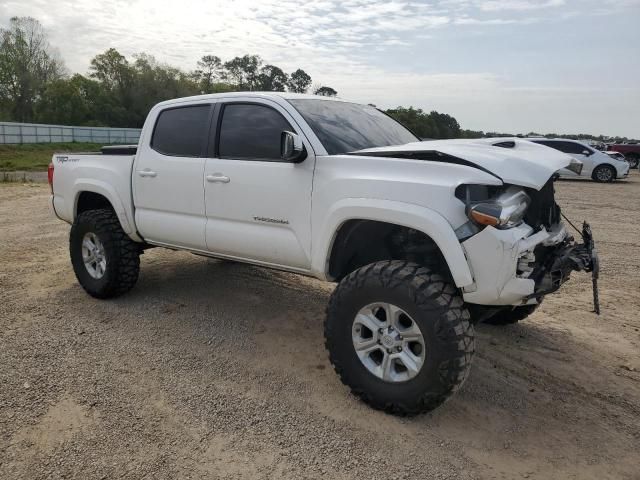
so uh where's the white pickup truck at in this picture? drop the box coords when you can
[49,92,598,415]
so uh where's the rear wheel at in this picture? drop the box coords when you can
[325,260,474,415]
[592,164,615,183]
[70,209,141,299]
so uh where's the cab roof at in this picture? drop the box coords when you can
[153,91,350,109]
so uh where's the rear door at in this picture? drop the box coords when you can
[534,140,592,177]
[133,102,214,250]
[203,99,315,270]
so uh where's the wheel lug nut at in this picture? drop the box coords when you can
[386,349,392,354]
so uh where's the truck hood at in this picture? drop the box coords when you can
[352,138,574,190]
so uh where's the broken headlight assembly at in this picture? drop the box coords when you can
[464,186,531,229]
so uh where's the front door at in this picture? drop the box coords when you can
[204,100,315,270]
[133,103,213,250]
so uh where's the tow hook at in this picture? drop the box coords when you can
[526,221,600,315]
[582,222,600,315]
[562,220,600,315]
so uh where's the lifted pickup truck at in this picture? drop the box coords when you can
[49,92,598,415]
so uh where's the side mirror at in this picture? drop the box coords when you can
[582,149,592,156]
[281,131,306,163]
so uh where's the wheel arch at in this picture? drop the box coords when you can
[72,180,139,240]
[314,199,474,288]
[592,162,617,181]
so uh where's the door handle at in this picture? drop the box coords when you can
[138,169,157,178]
[206,173,230,183]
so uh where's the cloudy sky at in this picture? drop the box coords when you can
[2,0,639,136]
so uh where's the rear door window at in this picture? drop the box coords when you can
[151,105,211,157]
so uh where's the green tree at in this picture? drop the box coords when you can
[385,107,462,139]
[429,111,460,139]
[34,73,127,127]
[0,16,65,122]
[127,53,199,126]
[89,48,133,91]
[223,54,262,90]
[194,55,223,93]
[287,69,311,93]
[36,75,94,125]
[460,129,484,139]
[257,64,288,91]
[88,48,136,125]
[314,85,338,97]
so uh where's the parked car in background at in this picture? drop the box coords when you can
[529,138,629,182]
[607,143,640,169]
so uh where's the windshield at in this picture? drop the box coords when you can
[289,99,418,155]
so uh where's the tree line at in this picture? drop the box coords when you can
[0,17,636,143]
[385,106,637,143]
[0,17,337,128]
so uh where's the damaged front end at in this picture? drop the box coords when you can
[459,178,600,313]
[525,221,600,314]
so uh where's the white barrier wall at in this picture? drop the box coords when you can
[0,122,141,144]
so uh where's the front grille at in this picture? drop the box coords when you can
[524,179,561,229]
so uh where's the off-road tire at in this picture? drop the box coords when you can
[324,260,474,415]
[483,303,540,325]
[70,209,140,299]
[592,164,615,183]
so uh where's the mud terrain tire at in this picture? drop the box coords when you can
[324,260,474,415]
[70,209,140,299]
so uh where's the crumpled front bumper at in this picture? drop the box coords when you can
[460,221,597,306]
[618,162,630,178]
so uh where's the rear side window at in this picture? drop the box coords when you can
[218,103,293,161]
[534,140,588,155]
[151,105,211,157]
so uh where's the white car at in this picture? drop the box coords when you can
[48,92,599,415]
[529,138,629,182]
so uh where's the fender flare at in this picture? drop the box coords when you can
[72,179,137,238]
[593,162,618,177]
[312,198,474,288]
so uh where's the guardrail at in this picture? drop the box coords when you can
[0,121,141,144]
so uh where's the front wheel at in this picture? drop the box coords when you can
[592,164,615,183]
[324,261,475,415]
[70,209,141,299]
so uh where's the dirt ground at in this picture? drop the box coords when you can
[1,175,639,480]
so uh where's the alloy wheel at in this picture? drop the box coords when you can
[81,232,107,279]
[352,302,426,382]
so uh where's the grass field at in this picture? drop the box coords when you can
[0,143,108,172]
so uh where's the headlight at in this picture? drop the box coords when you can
[467,186,530,229]
[566,158,583,175]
